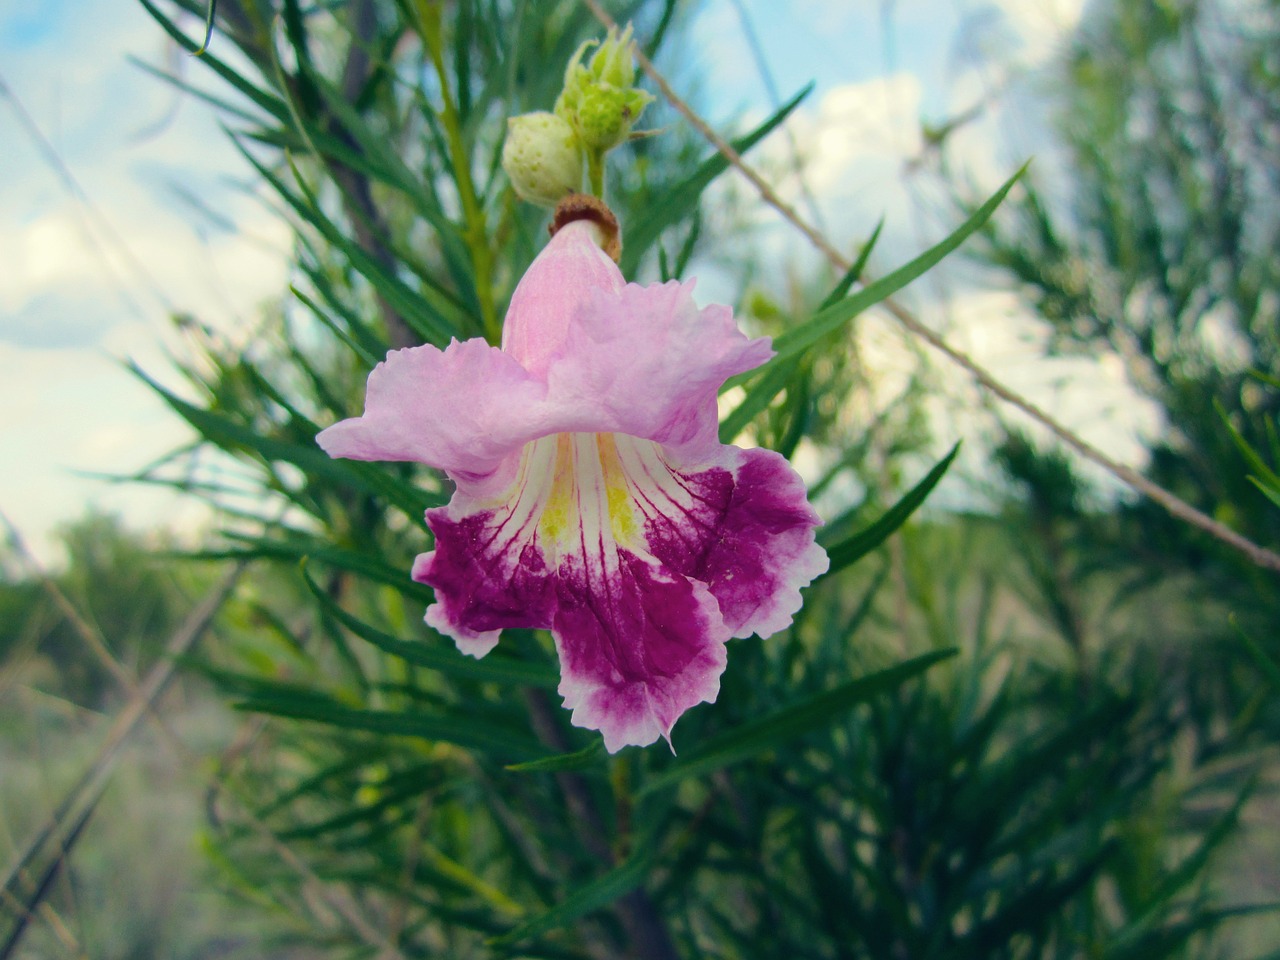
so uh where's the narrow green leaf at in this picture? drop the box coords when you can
[235,144,461,345]
[1250,476,1280,510]
[137,0,290,122]
[240,694,549,758]
[211,534,434,599]
[488,847,652,947]
[726,164,1028,392]
[1250,369,1280,391]
[819,216,885,310]
[128,57,264,126]
[304,73,477,293]
[505,739,605,773]
[819,443,960,577]
[277,771,438,841]
[193,0,217,55]
[290,285,380,367]
[640,649,955,795]
[132,364,435,517]
[719,212,885,443]
[301,564,559,687]
[966,841,1115,952]
[1231,615,1280,690]
[718,356,801,443]
[1216,398,1280,490]
[297,256,390,357]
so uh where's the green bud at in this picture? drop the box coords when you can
[555,24,654,153]
[501,111,584,207]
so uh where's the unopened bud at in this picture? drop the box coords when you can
[502,112,584,207]
[555,24,653,153]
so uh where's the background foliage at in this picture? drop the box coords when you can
[2,0,1278,957]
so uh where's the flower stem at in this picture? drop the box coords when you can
[611,752,634,859]
[420,8,500,342]
[586,147,606,198]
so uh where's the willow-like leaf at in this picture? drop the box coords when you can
[238,694,548,759]
[640,649,955,795]
[505,740,606,773]
[301,564,559,688]
[819,443,960,577]
[488,845,653,948]
[133,365,434,518]
[725,164,1029,391]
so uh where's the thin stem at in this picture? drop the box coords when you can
[583,0,1280,575]
[611,752,634,860]
[587,147,606,198]
[525,690,680,960]
[420,10,499,342]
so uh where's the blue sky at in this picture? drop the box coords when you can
[1,0,1123,563]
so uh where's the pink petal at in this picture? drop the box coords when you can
[316,338,550,495]
[501,220,625,376]
[320,217,826,751]
[546,280,774,457]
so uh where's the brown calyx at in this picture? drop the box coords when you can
[550,194,622,263]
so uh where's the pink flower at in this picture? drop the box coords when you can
[318,217,828,751]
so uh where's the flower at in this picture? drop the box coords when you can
[318,213,828,752]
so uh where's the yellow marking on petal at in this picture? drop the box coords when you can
[538,434,578,544]
[607,483,639,543]
[529,432,645,549]
[596,433,642,546]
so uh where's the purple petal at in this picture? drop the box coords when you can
[554,548,728,753]
[616,438,828,640]
[412,436,561,654]
[413,431,735,750]
[692,447,829,638]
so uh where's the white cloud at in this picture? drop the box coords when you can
[0,0,290,564]
[980,0,1087,66]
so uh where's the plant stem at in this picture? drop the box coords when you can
[587,147,606,198]
[525,690,680,960]
[420,10,500,342]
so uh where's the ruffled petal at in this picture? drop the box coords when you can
[554,547,727,752]
[316,338,551,492]
[612,438,828,639]
[320,226,773,489]
[546,280,774,457]
[412,435,560,655]
[321,217,825,752]
[691,447,830,638]
[414,430,734,750]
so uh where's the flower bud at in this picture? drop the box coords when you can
[501,112,584,207]
[554,24,654,153]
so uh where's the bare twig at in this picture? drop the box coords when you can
[583,0,1280,574]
